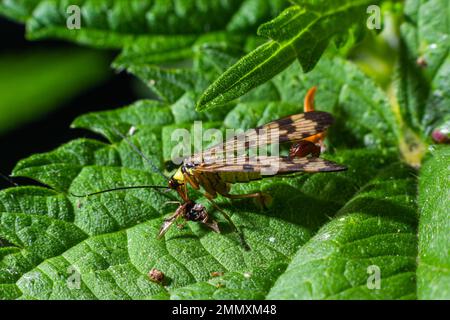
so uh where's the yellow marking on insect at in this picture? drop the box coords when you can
[173,167,185,184]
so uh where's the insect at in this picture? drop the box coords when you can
[166,90,346,209]
[72,87,346,240]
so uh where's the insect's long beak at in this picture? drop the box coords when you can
[203,219,220,233]
[157,204,185,239]
[175,185,189,202]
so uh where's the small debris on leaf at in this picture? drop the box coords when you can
[416,56,428,68]
[128,126,137,136]
[432,122,450,144]
[148,268,165,283]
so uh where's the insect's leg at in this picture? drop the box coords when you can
[206,196,250,251]
[173,183,189,203]
[223,192,272,211]
[204,195,235,231]
[183,172,200,190]
[163,201,182,207]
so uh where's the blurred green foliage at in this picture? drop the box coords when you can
[0,49,110,134]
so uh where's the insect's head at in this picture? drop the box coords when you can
[168,177,180,190]
[184,201,220,233]
[185,202,208,222]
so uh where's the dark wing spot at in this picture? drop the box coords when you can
[276,116,295,127]
[318,160,348,172]
[304,111,334,126]
[285,125,297,134]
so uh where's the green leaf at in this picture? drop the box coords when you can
[0,0,36,22]
[417,146,450,300]
[0,49,109,134]
[124,65,198,104]
[393,0,449,165]
[74,57,400,166]
[1,138,413,299]
[267,163,418,299]
[1,0,286,67]
[2,0,447,301]
[125,40,400,150]
[24,0,246,45]
[226,0,286,33]
[196,0,380,110]
[120,42,245,104]
[397,0,449,135]
[269,56,399,149]
[2,143,401,299]
[113,32,255,69]
[1,81,418,299]
[72,100,175,142]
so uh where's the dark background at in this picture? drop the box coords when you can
[0,17,139,189]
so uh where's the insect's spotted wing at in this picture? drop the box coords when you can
[188,111,334,164]
[252,111,333,144]
[195,156,347,174]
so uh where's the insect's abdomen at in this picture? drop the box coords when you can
[217,171,262,183]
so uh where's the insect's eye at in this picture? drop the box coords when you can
[186,162,195,168]
[168,178,178,189]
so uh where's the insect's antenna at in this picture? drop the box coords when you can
[0,172,18,187]
[111,126,170,181]
[70,185,170,198]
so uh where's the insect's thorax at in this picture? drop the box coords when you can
[173,163,197,185]
[172,167,185,185]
